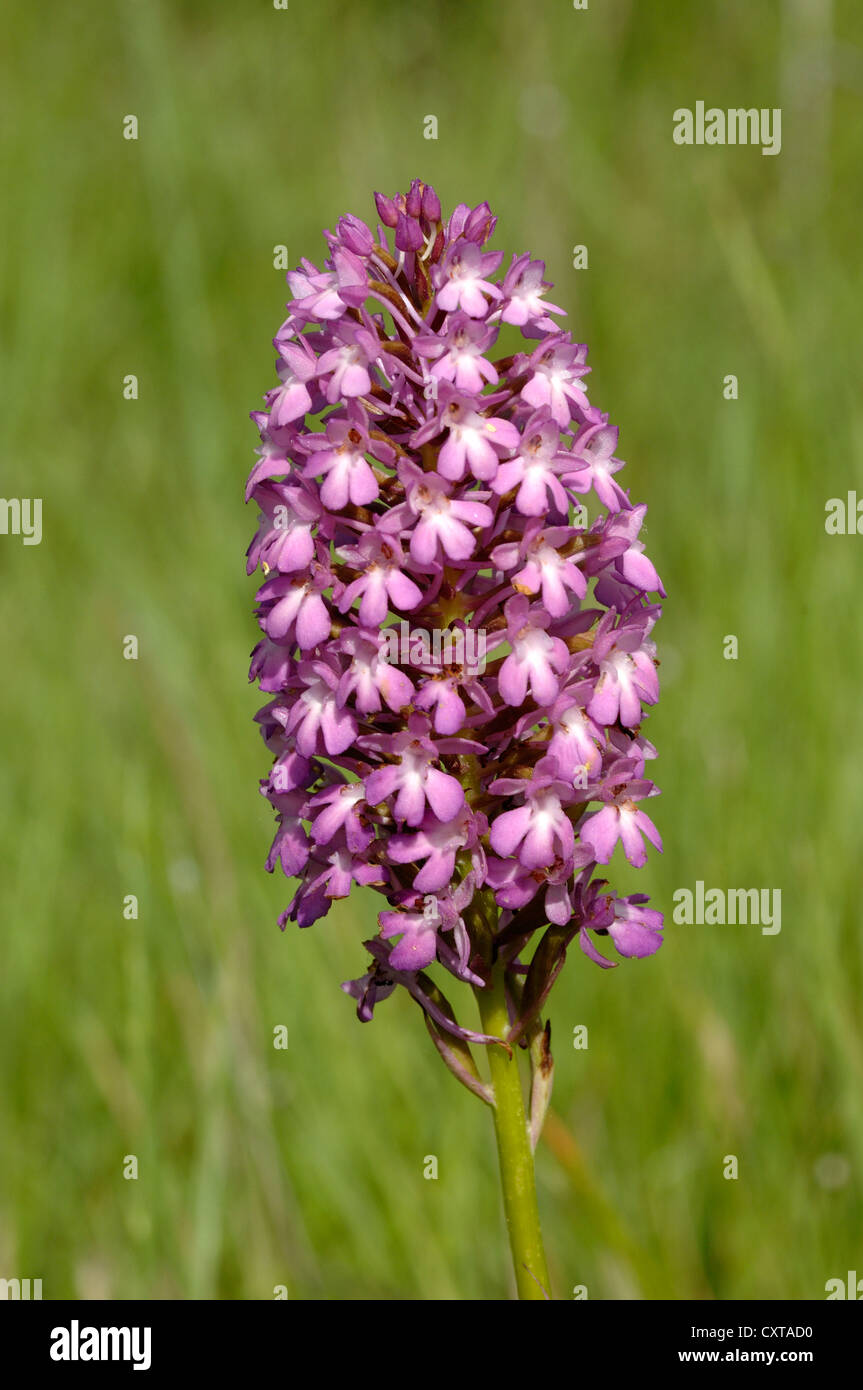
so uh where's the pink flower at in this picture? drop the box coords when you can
[579,768,662,868]
[362,717,467,827]
[300,402,391,509]
[414,313,499,394]
[246,181,665,1053]
[498,597,570,707]
[400,464,494,564]
[519,336,591,426]
[336,529,423,625]
[489,759,576,870]
[491,411,571,515]
[500,254,566,330]
[433,388,520,482]
[268,341,316,428]
[432,240,503,317]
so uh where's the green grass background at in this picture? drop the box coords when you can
[1,0,861,1300]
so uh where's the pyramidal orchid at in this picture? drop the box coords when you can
[246,180,665,1300]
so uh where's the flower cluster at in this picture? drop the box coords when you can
[247,180,664,1047]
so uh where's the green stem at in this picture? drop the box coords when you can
[476,966,552,1300]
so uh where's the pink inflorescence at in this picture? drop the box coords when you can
[246,180,665,1042]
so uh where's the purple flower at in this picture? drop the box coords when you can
[587,611,659,727]
[389,804,483,894]
[431,387,520,483]
[489,757,576,870]
[336,528,423,626]
[317,323,380,402]
[414,313,500,393]
[578,764,663,868]
[519,336,592,426]
[246,483,321,575]
[432,240,503,316]
[279,657,357,757]
[246,180,665,1051]
[335,628,414,715]
[608,894,664,957]
[264,790,310,877]
[491,520,587,616]
[398,462,494,564]
[490,410,571,515]
[379,902,440,971]
[256,569,332,650]
[308,780,374,853]
[565,420,628,512]
[498,596,570,707]
[500,253,566,331]
[546,686,604,781]
[299,401,390,509]
[361,716,468,827]
[268,341,317,427]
